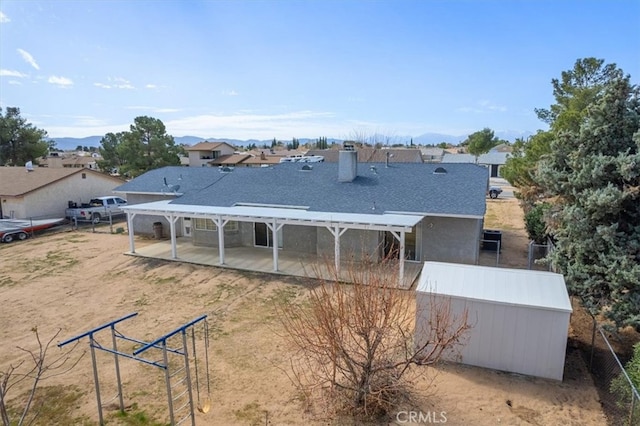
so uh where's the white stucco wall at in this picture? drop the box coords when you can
[6,172,124,219]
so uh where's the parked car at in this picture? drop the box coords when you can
[487,186,503,199]
[65,196,127,223]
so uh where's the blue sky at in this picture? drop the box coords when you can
[1,1,639,141]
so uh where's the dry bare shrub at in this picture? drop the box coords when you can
[277,250,470,421]
[0,327,84,426]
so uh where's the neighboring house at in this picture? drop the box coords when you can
[240,152,282,167]
[441,152,510,178]
[420,147,445,163]
[0,167,124,219]
[40,153,100,170]
[185,142,236,167]
[116,151,488,284]
[306,148,423,163]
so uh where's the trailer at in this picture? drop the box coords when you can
[0,218,65,243]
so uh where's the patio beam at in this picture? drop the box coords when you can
[126,213,137,253]
[389,230,406,287]
[213,217,229,265]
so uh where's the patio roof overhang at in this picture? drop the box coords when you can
[121,199,423,232]
[122,200,423,287]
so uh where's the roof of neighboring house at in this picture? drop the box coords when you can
[306,148,423,163]
[185,141,235,151]
[209,154,253,165]
[116,162,488,218]
[420,147,445,157]
[0,167,123,197]
[441,152,510,165]
[241,155,282,166]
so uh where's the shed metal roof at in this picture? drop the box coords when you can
[416,262,572,313]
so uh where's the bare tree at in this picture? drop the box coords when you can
[0,327,83,426]
[277,251,470,421]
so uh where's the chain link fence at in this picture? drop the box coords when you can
[581,307,640,425]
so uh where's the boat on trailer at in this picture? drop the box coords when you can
[0,218,65,243]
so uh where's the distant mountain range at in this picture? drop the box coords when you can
[48,131,534,151]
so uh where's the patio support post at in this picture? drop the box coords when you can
[326,225,348,274]
[213,217,229,265]
[389,230,406,287]
[266,221,284,272]
[126,213,136,254]
[165,215,179,259]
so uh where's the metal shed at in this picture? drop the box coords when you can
[415,262,572,380]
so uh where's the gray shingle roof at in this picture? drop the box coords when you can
[116,163,488,217]
[114,167,227,195]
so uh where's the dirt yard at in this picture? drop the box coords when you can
[0,197,608,425]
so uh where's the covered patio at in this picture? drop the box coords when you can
[127,238,423,289]
[122,200,425,289]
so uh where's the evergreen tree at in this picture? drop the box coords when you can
[0,107,50,166]
[537,76,640,328]
[98,117,180,177]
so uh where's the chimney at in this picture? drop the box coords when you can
[338,143,357,182]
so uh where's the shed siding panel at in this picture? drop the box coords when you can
[416,292,569,380]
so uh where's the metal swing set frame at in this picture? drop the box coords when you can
[58,312,211,426]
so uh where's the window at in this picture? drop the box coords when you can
[193,219,239,232]
[194,218,216,231]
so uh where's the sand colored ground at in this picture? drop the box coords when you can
[0,197,608,425]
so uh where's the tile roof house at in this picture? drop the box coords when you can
[116,150,489,287]
[0,167,124,219]
[185,142,236,167]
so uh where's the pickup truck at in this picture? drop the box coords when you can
[65,196,127,223]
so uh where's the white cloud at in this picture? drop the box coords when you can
[17,49,40,70]
[145,84,157,89]
[9,80,22,85]
[48,75,73,87]
[222,89,238,96]
[94,82,111,89]
[164,110,343,139]
[0,11,10,23]
[124,105,180,113]
[457,100,507,114]
[109,76,134,89]
[0,69,27,78]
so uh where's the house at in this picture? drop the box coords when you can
[441,151,510,178]
[40,152,100,170]
[420,147,445,163]
[415,262,572,380]
[116,149,489,285]
[185,142,236,167]
[306,148,423,164]
[0,167,125,219]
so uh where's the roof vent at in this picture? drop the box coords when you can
[301,164,313,171]
[370,165,377,174]
[434,167,447,174]
[220,166,233,173]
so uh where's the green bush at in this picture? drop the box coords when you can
[610,342,640,425]
[524,203,550,244]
